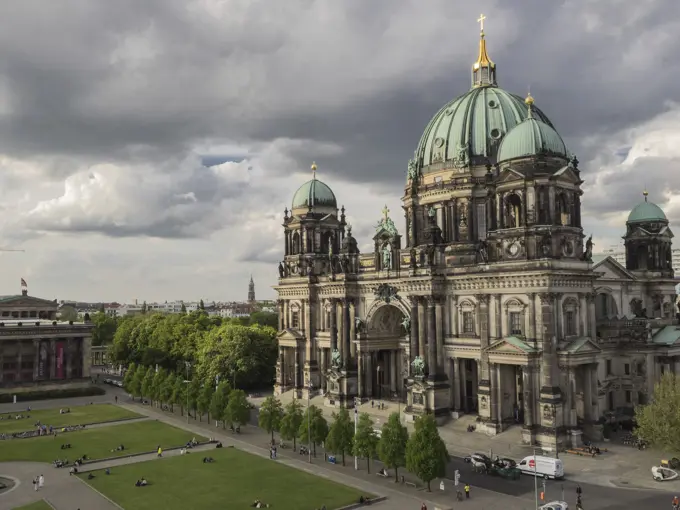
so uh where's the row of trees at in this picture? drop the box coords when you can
[110,310,279,390]
[123,363,251,427]
[258,396,449,491]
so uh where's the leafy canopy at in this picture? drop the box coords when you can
[405,414,450,491]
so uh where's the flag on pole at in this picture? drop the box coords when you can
[20,278,27,287]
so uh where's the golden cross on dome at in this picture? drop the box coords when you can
[382,205,390,220]
[311,161,317,178]
[477,13,486,33]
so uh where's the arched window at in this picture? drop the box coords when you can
[291,232,301,255]
[505,194,522,228]
[557,193,571,226]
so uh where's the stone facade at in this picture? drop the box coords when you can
[0,293,94,389]
[273,29,680,449]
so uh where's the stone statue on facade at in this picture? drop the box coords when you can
[476,240,489,263]
[340,254,350,273]
[453,143,469,168]
[409,247,418,269]
[401,315,411,334]
[278,262,285,278]
[375,283,399,304]
[583,235,593,261]
[411,356,425,377]
[407,158,418,181]
[355,316,365,334]
[382,245,392,270]
[331,348,342,368]
[426,245,436,266]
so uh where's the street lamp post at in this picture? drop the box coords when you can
[307,383,312,464]
[353,398,359,470]
[532,447,539,510]
[184,361,192,425]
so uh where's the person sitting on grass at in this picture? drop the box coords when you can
[87,473,95,480]
[215,441,223,448]
[250,500,269,508]
[69,467,78,476]
[202,457,214,463]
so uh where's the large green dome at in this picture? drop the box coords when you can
[292,176,337,210]
[414,87,554,173]
[628,198,667,223]
[497,115,568,163]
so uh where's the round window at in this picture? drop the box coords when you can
[488,100,498,108]
[434,137,444,148]
[490,128,501,139]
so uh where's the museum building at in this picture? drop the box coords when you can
[273,24,679,449]
[0,288,94,390]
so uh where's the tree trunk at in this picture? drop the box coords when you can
[313,442,317,457]
[180,406,184,416]
[271,430,274,442]
[293,437,297,451]
[342,452,345,466]
[394,467,399,483]
[367,457,371,474]
[427,480,431,492]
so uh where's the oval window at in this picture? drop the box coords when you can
[434,137,444,148]
[490,128,501,139]
[488,100,498,108]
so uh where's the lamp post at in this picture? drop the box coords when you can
[354,397,359,470]
[307,382,313,464]
[532,447,539,510]
[184,361,192,425]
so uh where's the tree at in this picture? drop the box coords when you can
[91,312,118,347]
[378,412,409,481]
[151,368,167,406]
[249,311,278,329]
[141,366,155,402]
[405,414,450,491]
[225,389,250,427]
[353,413,378,473]
[171,375,186,416]
[280,399,303,451]
[188,378,201,420]
[99,304,106,314]
[123,363,137,396]
[636,372,680,451]
[258,396,284,442]
[160,372,176,410]
[180,302,187,313]
[299,405,328,457]
[130,365,145,400]
[59,305,78,322]
[325,407,355,466]
[210,381,231,427]
[197,383,215,421]
[199,299,205,310]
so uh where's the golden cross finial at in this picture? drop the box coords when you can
[311,161,317,178]
[477,13,486,33]
[643,189,649,202]
[382,205,390,221]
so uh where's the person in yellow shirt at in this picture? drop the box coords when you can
[157,447,162,458]
[464,483,470,499]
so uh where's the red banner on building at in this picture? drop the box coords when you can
[56,342,65,379]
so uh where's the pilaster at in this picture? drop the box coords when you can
[408,296,419,370]
[426,296,437,379]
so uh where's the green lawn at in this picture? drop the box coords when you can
[0,420,205,463]
[83,447,368,510]
[0,404,140,434]
[11,500,53,510]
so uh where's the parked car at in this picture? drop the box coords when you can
[464,452,491,465]
[517,455,564,480]
[539,502,568,510]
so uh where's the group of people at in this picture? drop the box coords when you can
[250,500,269,508]
[31,475,44,491]
[134,478,149,487]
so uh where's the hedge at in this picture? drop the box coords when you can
[0,386,106,403]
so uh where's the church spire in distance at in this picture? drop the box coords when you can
[472,13,497,88]
[248,275,255,303]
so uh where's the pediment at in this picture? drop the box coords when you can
[495,167,525,184]
[592,257,635,281]
[486,337,536,355]
[0,295,57,309]
[562,336,602,354]
[551,165,581,184]
[276,328,305,342]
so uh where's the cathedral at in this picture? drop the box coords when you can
[273,21,679,449]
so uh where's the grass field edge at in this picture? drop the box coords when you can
[75,476,125,510]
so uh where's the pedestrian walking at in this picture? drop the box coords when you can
[576,484,582,496]
[115,395,118,403]
[464,483,470,499]
[157,446,162,457]
[39,474,44,489]
[32,477,37,491]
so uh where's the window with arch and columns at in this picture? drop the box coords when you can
[458,299,477,335]
[561,297,580,337]
[289,302,301,329]
[504,298,527,336]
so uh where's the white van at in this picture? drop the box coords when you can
[517,455,564,480]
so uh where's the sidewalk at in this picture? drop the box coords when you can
[119,400,535,510]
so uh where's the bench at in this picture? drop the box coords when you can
[565,449,595,458]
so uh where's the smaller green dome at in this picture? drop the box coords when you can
[292,177,337,210]
[628,198,667,223]
[497,116,568,163]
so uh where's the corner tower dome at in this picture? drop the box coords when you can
[291,162,338,214]
[497,94,569,163]
[411,16,555,177]
[627,191,668,224]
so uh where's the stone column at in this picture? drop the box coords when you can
[337,301,344,362]
[304,299,314,363]
[366,352,373,397]
[16,344,23,382]
[452,359,461,410]
[294,347,300,389]
[283,301,289,328]
[66,338,73,379]
[418,298,427,358]
[435,298,444,373]
[427,297,437,379]
[342,300,351,368]
[49,339,56,380]
[409,296,419,366]
[567,367,576,427]
[357,351,364,398]
[277,347,285,390]
[320,349,326,391]
[528,293,536,343]
[673,357,680,375]
[538,293,557,391]
[349,301,357,358]
[496,363,503,423]
[494,294,502,339]
[476,294,491,381]
[646,353,656,397]
[329,299,338,352]
[579,294,588,336]
[278,301,284,331]
[523,367,534,428]
[587,292,597,338]
[591,364,599,420]
[390,351,397,392]
[33,339,40,381]
[583,365,593,422]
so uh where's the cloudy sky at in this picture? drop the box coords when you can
[0,0,678,303]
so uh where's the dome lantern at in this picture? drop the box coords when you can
[291,162,338,213]
[472,14,497,88]
[627,191,668,224]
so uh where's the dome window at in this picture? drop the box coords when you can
[488,100,498,109]
[434,137,445,148]
[490,128,502,139]
[445,108,453,116]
